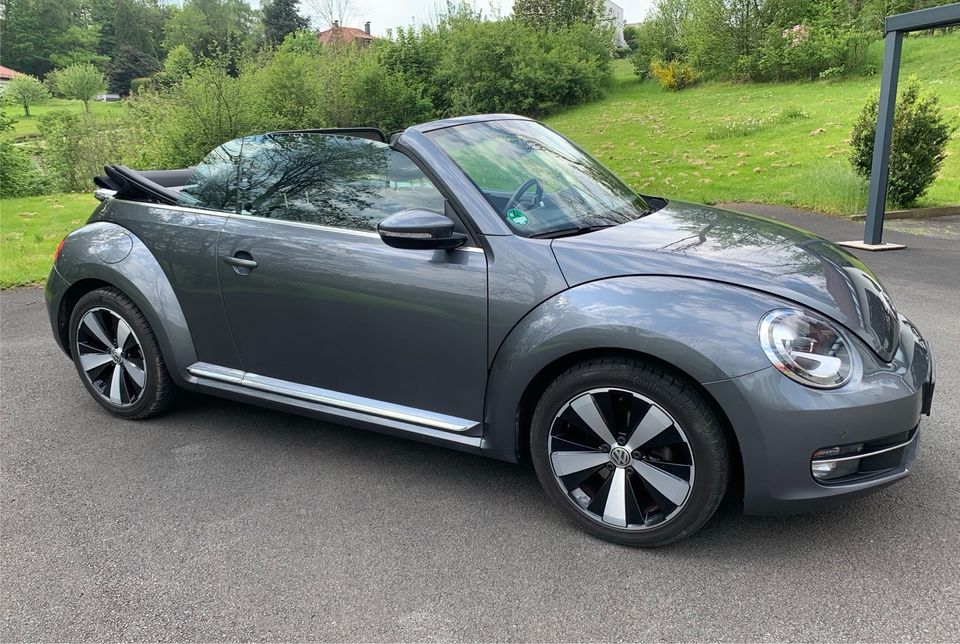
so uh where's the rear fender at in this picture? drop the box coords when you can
[481,276,782,462]
[51,221,197,386]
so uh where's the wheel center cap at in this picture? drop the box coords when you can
[609,446,632,467]
[110,348,123,364]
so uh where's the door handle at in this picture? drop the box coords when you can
[224,252,258,274]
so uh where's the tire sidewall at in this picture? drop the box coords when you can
[68,289,163,419]
[530,360,729,547]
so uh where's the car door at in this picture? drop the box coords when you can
[216,133,488,423]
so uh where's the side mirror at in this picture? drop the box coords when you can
[378,209,467,250]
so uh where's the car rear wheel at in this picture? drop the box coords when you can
[68,287,175,419]
[530,357,729,547]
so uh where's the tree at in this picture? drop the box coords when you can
[513,0,603,30]
[92,0,166,93]
[263,0,308,47]
[163,0,257,71]
[0,0,85,77]
[4,74,50,117]
[307,0,355,28]
[51,64,107,112]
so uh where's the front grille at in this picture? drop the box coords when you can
[811,428,917,485]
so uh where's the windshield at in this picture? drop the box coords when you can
[426,120,650,237]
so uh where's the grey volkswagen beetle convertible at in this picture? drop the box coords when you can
[46,114,935,546]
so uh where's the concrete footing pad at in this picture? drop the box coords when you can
[836,240,907,251]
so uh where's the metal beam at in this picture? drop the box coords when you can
[885,2,960,34]
[863,30,903,246]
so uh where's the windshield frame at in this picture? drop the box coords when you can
[424,119,650,238]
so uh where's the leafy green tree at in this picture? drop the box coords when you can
[0,0,85,76]
[513,0,604,29]
[51,63,107,112]
[3,74,50,116]
[163,0,256,66]
[92,0,166,93]
[49,24,109,70]
[262,0,308,47]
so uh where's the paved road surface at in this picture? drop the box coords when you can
[2,210,958,641]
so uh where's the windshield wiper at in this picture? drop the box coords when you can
[529,224,615,239]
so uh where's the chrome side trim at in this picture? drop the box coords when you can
[187,362,245,385]
[811,435,916,464]
[229,211,381,238]
[188,362,478,432]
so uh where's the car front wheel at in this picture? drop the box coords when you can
[68,287,175,419]
[531,357,730,547]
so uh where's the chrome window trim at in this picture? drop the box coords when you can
[188,362,479,432]
[108,197,485,251]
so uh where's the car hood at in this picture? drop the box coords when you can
[551,201,900,361]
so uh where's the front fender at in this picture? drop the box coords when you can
[50,221,198,386]
[481,276,784,462]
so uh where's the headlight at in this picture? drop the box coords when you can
[759,309,854,389]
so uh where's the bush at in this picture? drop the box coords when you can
[0,112,50,197]
[435,19,611,116]
[649,59,698,91]
[629,17,684,80]
[756,23,869,82]
[850,77,955,207]
[129,77,153,95]
[37,110,133,192]
[0,142,51,198]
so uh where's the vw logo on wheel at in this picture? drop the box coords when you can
[609,446,632,467]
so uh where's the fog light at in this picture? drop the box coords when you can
[812,461,839,479]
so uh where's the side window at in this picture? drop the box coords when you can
[178,139,241,212]
[238,133,445,231]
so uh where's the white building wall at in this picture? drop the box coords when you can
[604,1,627,49]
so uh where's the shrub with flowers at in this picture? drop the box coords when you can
[649,59,699,91]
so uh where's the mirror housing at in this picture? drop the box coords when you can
[378,209,467,250]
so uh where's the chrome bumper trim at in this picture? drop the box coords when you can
[812,434,917,465]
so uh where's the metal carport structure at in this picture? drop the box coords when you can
[840,2,960,251]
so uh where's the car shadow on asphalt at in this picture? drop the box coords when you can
[167,389,923,559]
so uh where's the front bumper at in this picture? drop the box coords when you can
[706,315,934,515]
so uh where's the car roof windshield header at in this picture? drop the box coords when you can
[426,120,650,237]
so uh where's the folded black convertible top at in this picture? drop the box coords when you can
[95,165,194,205]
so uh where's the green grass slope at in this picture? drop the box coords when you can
[545,32,960,215]
[0,193,95,288]
[2,98,124,142]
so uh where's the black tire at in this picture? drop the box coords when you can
[530,357,729,547]
[68,287,176,419]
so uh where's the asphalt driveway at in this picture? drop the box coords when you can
[2,210,958,641]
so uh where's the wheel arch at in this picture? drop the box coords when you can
[481,275,779,492]
[51,222,198,386]
[55,278,113,356]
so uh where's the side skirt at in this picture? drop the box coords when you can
[187,362,484,454]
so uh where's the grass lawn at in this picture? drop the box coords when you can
[2,98,125,142]
[0,193,95,288]
[545,32,960,215]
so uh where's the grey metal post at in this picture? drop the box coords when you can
[863,30,903,245]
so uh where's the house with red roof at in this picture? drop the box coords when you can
[0,65,23,90]
[316,21,375,47]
